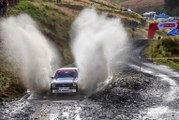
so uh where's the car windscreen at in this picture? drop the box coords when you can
[54,71,77,79]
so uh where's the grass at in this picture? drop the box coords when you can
[112,0,128,3]
[145,37,179,70]
[58,2,84,10]
[118,0,165,13]
[128,28,147,39]
[147,19,156,23]
[0,63,26,98]
[135,5,165,14]
[8,0,74,65]
[90,0,117,9]
[0,73,9,94]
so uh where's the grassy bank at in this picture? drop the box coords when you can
[8,0,74,65]
[145,37,179,70]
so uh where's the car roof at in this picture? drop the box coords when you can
[56,67,77,70]
[55,67,78,72]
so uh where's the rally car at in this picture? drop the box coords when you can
[50,67,78,93]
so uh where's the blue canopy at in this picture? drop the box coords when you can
[167,28,179,36]
[155,13,169,19]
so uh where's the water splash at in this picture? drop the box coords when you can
[0,14,60,92]
[70,8,130,94]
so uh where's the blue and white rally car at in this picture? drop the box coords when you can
[50,67,78,93]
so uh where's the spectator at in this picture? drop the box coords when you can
[0,0,7,17]
[0,0,4,16]
[0,0,20,17]
[2,0,7,15]
[130,20,138,31]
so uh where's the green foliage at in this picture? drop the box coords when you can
[0,71,25,97]
[0,63,25,97]
[145,37,179,70]
[0,73,9,91]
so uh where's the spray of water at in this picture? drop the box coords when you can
[70,8,130,94]
[0,14,60,92]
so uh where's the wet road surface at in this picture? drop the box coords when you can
[0,40,179,120]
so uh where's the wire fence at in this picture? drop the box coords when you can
[0,0,20,17]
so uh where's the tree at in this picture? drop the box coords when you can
[164,0,179,16]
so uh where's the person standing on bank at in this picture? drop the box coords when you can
[0,0,4,16]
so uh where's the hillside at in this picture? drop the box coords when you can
[0,0,144,98]
[115,0,165,13]
[7,0,145,64]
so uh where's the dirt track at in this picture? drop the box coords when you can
[0,71,160,120]
[0,40,179,120]
[1,69,179,120]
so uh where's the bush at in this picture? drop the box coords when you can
[145,37,179,69]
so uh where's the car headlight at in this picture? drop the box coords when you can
[51,83,55,88]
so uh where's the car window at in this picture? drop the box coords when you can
[54,71,77,79]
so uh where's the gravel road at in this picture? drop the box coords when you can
[0,40,179,120]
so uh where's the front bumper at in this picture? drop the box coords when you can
[51,83,78,93]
